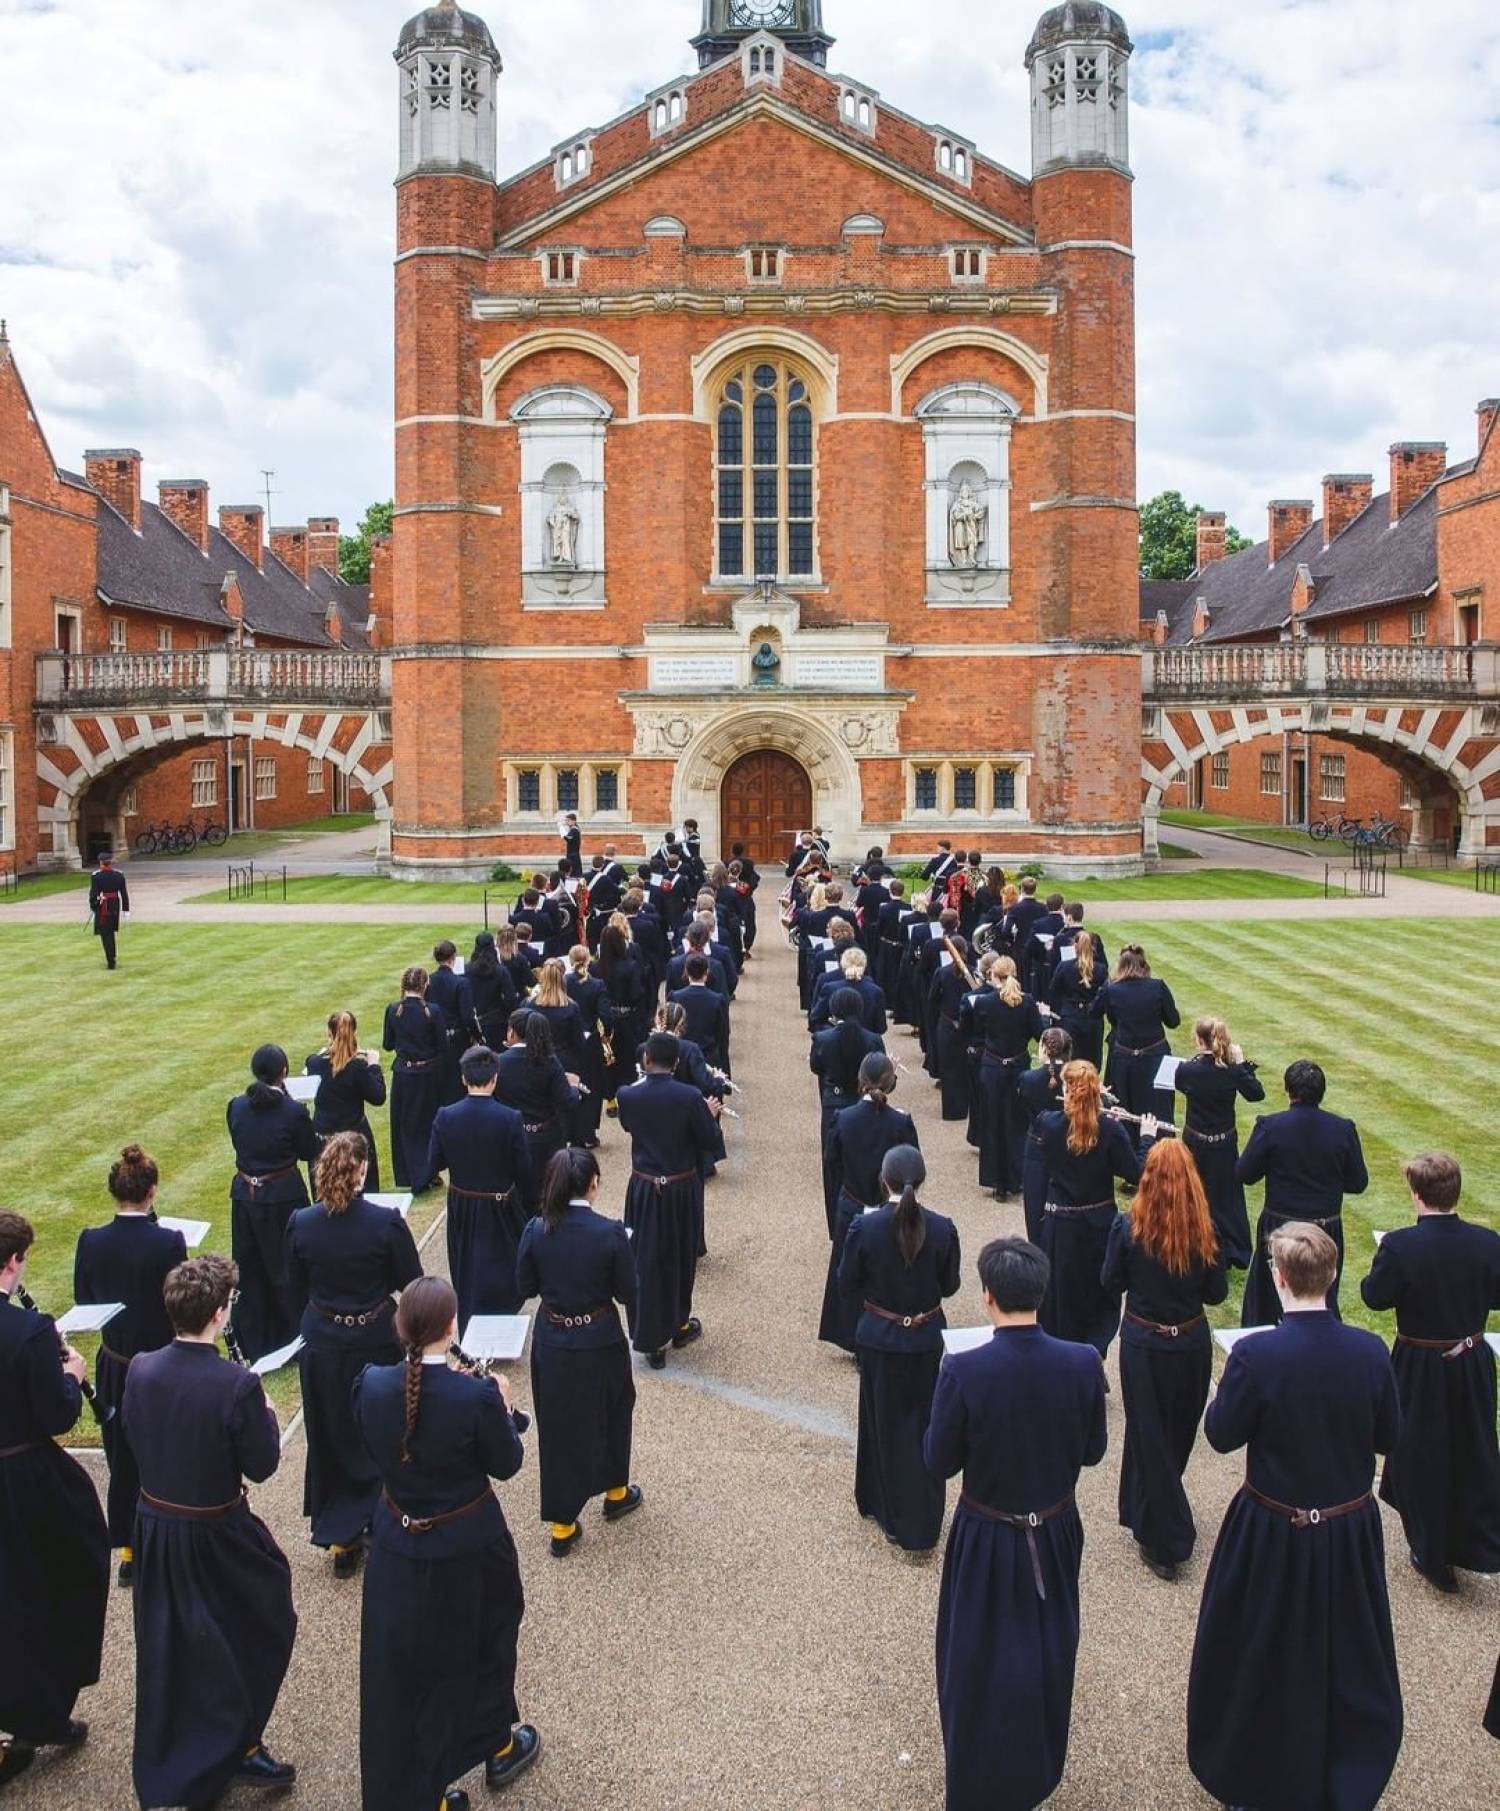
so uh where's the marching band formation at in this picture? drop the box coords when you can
[1,822,1497,1811]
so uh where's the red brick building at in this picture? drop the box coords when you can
[390,0,1143,874]
[0,324,387,875]
[1143,404,1500,850]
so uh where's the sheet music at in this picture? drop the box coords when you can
[1057,945,1078,964]
[942,1326,993,1356]
[1214,1327,1273,1354]
[1154,1056,1183,1091]
[365,1193,414,1218]
[1036,933,1055,950]
[157,1217,210,1249]
[55,1302,125,1335]
[452,957,466,976]
[252,1336,305,1378]
[1373,1229,1387,1246]
[939,950,953,967]
[286,1075,320,1103]
[461,1314,531,1362]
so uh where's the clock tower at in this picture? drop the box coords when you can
[692,0,834,68]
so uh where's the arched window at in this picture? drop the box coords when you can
[715,359,816,580]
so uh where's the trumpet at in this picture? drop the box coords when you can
[16,1285,114,1424]
[449,1343,531,1433]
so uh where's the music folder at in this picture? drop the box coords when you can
[365,1192,414,1218]
[461,1315,531,1362]
[286,1075,320,1103]
[157,1216,210,1249]
[1213,1327,1273,1354]
[251,1336,305,1378]
[941,1326,993,1356]
[1153,1055,1183,1091]
[56,1303,125,1336]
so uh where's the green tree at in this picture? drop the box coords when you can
[1138,490,1250,581]
[338,500,394,585]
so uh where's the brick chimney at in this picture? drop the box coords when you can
[159,480,210,553]
[1195,511,1227,572]
[1477,399,1499,455]
[1388,443,1447,523]
[1268,499,1313,567]
[307,517,341,577]
[369,532,392,649]
[1321,473,1373,548]
[220,572,245,625]
[219,505,265,569]
[270,525,310,584]
[84,449,142,530]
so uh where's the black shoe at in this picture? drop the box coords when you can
[1139,1545,1178,1583]
[602,1484,643,1523]
[486,1726,541,1790]
[672,1317,703,1350]
[31,1722,88,1750]
[237,1744,295,1788]
[647,1349,667,1370]
[550,1524,583,1559]
[332,1543,364,1580]
[441,1792,470,1811]
[0,1744,35,1790]
[1409,1550,1458,1593]
[117,1558,134,1587]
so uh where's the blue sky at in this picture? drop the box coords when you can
[1,0,1496,542]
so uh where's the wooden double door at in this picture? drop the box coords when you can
[720,751,812,865]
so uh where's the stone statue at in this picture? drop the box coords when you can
[751,641,782,686]
[948,480,988,569]
[546,494,580,567]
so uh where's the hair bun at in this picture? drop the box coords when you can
[120,1143,146,1165]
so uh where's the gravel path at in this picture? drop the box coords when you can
[18,909,1499,1811]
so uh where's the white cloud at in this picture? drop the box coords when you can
[0,0,1495,543]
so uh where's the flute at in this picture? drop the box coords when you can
[16,1285,115,1424]
[1103,1107,1178,1138]
[449,1344,531,1433]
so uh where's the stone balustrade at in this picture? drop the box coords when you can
[1143,640,1496,702]
[34,647,390,709]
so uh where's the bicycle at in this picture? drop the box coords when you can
[1308,811,1364,844]
[133,820,172,856]
[192,818,229,848]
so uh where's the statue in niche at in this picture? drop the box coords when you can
[948,480,988,569]
[546,493,581,567]
[751,641,782,686]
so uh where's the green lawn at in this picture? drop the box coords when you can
[1158,842,1200,862]
[0,872,91,905]
[167,813,378,861]
[185,875,499,906]
[892,865,1322,901]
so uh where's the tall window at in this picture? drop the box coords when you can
[953,766,978,810]
[993,767,1017,812]
[255,757,277,801]
[0,729,12,849]
[1319,754,1346,802]
[307,758,325,795]
[191,758,217,807]
[157,624,173,652]
[715,360,815,580]
[594,768,619,813]
[1409,608,1428,645]
[556,769,580,812]
[914,767,939,812]
[121,784,139,818]
[0,490,11,651]
[517,769,542,813]
[108,617,127,652]
[1211,752,1230,790]
[1260,751,1282,795]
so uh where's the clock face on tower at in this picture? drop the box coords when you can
[730,0,798,25]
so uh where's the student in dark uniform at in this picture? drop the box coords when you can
[1101,1139,1227,1580]
[821,1056,921,1350]
[928,933,979,1123]
[668,952,732,1070]
[0,1212,109,1789]
[1187,1222,1402,1811]
[839,1147,960,1551]
[959,956,1044,1200]
[72,1143,186,1583]
[529,958,592,1145]
[564,944,613,1146]
[383,966,447,1194]
[559,811,582,877]
[125,1254,297,1810]
[428,1045,533,1326]
[1238,1058,1369,1327]
[496,1011,577,1211]
[88,848,129,969]
[1360,1150,1500,1594]
[921,840,958,886]
[226,1044,319,1365]
[810,989,887,1233]
[465,931,519,1049]
[728,847,760,955]
[915,907,959,1070]
[425,942,472,1105]
[516,1149,641,1558]
[354,1276,540,1811]
[286,1132,423,1577]
[809,944,887,1034]
[306,1009,387,1191]
[925,1237,1108,1811]
[1047,913,1106,1071]
[1017,1029,1072,1244]
[617,1034,720,1368]
[874,880,910,995]
[1036,1061,1144,1360]
[1003,874,1047,953]
[596,922,652,1104]
[1171,1016,1264,1269]
[1019,893,1066,1003]
[1099,943,1180,1131]
[648,1003,729,1198]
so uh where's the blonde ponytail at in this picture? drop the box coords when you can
[992,956,1023,1009]
[1196,1017,1234,1067]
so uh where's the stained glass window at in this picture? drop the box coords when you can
[714,359,816,580]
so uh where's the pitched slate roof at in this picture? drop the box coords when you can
[1143,484,1440,646]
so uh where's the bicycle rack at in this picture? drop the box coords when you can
[0,869,16,900]
[1325,844,1389,900]
[1478,863,1500,896]
[226,862,288,903]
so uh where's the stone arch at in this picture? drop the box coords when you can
[37,710,393,865]
[891,327,1050,419]
[689,326,839,421]
[481,331,640,422]
[671,703,863,857]
[1140,702,1495,860]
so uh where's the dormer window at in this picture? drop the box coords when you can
[554,137,592,188]
[543,250,581,286]
[935,136,973,185]
[839,86,877,135]
[951,247,985,283]
[746,245,782,283]
[648,86,687,136]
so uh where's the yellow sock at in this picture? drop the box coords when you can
[118,1546,133,1563]
[605,1487,628,1503]
[551,1521,577,1540]
[494,1738,515,1760]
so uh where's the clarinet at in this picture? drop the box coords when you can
[223,1322,251,1369]
[448,1344,531,1434]
[15,1285,115,1424]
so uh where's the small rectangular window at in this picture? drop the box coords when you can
[993,767,1017,812]
[254,756,277,801]
[951,248,984,281]
[121,784,139,818]
[190,758,217,808]
[108,618,127,652]
[914,767,939,812]
[517,769,541,813]
[306,758,325,795]
[954,766,977,810]
[1319,754,1346,802]
[1364,619,1380,644]
[1260,752,1282,795]
[1212,752,1230,790]
[1409,608,1428,644]
[594,768,619,813]
[556,768,580,812]
[544,250,578,285]
[157,624,173,652]
[1400,775,1417,808]
[747,246,782,282]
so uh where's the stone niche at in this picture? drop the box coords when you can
[917,380,1017,608]
[510,383,610,608]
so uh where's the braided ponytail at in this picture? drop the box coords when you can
[393,1277,457,1465]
